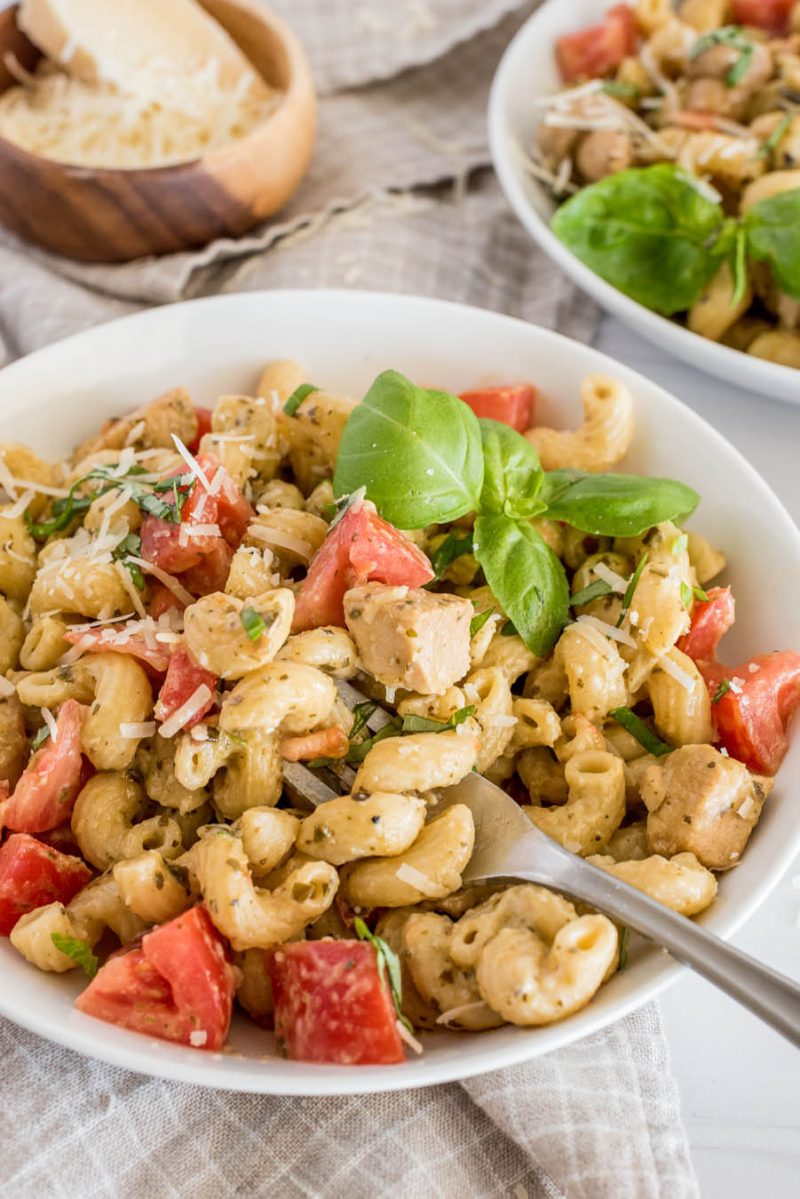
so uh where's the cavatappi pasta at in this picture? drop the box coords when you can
[0,363,797,1066]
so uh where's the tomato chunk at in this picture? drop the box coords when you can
[1,701,86,833]
[188,406,213,453]
[147,581,187,620]
[459,385,536,432]
[64,625,171,675]
[731,0,793,34]
[140,475,216,575]
[179,538,234,597]
[0,833,91,935]
[76,905,235,1050]
[293,501,434,632]
[702,651,800,775]
[154,647,217,732]
[270,940,405,1065]
[557,4,637,82]
[678,587,735,665]
[199,454,253,547]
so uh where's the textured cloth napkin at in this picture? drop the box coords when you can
[0,2,699,1196]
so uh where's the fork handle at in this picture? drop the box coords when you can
[538,857,800,1049]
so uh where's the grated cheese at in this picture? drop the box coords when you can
[592,562,628,593]
[395,1020,423,1054]
[576,614,636,649]
[125,557,195,607]
[5,489,35,520]
[158,684,213,739]
[114,560,148,619]
[658,654,695,692]
[120,721,157,739]
[0,675,17,698]
[737,796,756,821]
[395,862,438,895]
[246,526,314,560]
[435,1001,489,1026]
[189,1029,208,1048]
[124,421,146,448]
[42,707,58,742]
[171,434,217,495]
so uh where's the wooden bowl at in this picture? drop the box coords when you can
[0,0,316,262]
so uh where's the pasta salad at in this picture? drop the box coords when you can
[0,362,798,1065]
[530,1,800,367]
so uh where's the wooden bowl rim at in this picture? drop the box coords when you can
[0,0,315,178]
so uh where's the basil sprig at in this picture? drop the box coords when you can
[333,371,699,657]
[354,917,413,1033]
[51,933,98,979]
[552,163,800,316]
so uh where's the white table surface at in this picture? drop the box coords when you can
[596,316,800,1199]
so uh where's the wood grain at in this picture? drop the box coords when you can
[0,0,316,262]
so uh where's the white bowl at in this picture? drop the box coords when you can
[0,290,798,1095]
[488,0,800,406]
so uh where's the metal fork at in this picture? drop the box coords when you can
[287,682,800,1048]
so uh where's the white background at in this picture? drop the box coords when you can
[597,316,800,1198]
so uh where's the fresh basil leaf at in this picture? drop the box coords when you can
[501,620,519,637]
[610,707,673,756]
[745,188,800,301]
[333,370,484,528]
[240,605,266,641]
[469,608,494,638]
[712,678,732,704]
[354,917,413,1033]
[400,705,475,734]
[680,581,694,609]
[540,470,700,537]
[570,579,613,608]
[602,80,641,100]
[350,701,378,740]
[112,532,144,591]
[473,514,569,656]
[731,224,749,308]
[478,419,545,519]
[693,586,709,603]
[551,164,730,315]
[430,530,474,578]
[616,553,648,627]
[51,933,98,979]
[284,383,319,416]
[347,721,402,763]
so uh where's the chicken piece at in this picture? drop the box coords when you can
[641,744,773,871]
[343,583,472,695]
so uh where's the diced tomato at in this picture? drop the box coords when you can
[76,905,235,1050]
[702,651,800,775]
[179,538,234,597]
[0,833,91,935]
[270,940,405,1065]
[557,4,637,82]
[154,647,217,731]
[147,581,187,620]
[293,501,435,632]
[188,406,214,454]
[678,587,735,665]
[63,626,171,675]
[459,385,537,433]
[731,0,793,34]
[197,454,253,548]
[279,726,350,762]
[1,701,86,833]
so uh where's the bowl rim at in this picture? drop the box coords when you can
[0,287,799,1094]
[0,0,314,176]
[487,0,800,403]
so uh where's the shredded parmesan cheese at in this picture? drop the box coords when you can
[42,707,58,742]
[0,675,17,698]
[120,721,157,739]
[737,796,756,821]
[576,614,636,649]
[125,557,195,607]
[114,560,148,619]
[395,862,438,895]
[171,434,216,495]
[435,1002,488,1026]
[592,562,628,593]
[189,1029,208,1048]
[658,654,695,692]
[5,489,35,520]
[395,1020,423,1054]
[246,526,314,560]
[158,684,213,739]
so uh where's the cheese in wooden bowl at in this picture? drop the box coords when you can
[0,0,316,260]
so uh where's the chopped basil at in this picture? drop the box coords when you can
[51,933,98,978]
[712,678,732,704]
[671,533,688,555]
[354,916,413,1033]
[570,579,613,609]
[400,705,475,734]
[680,581,694,609]
[689,26,755,88]
[616,553,648,628]
[469,608,495,638]
[618,926,630,971]
[112,532,144,590]
[31,725,51,750]
[610,707,673,757]
[601,80,641,101]
[759,113,791,159]
[430,530,474,578]
[240,606,266,642]
[350,701,378,740]
[284,383,319,417]
[346,721,402,763]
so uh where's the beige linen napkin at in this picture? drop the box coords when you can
[0,3,699,1196]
